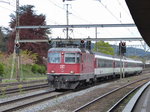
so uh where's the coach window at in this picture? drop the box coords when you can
[102,60,106,67]
[48,52,61,63]
[97,59,100,67]
[65,53,76,63]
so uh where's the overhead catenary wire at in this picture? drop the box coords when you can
[116,0,131,17]
[71,9,93,24]
[0,0,10,4]
[47,0,92,24]
[0,1,15,12]
[46,0,95,38]
[97,0,122,23]
[97,0,136,37]
[0,5,14,11]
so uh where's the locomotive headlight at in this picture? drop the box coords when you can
[51,70,55,73]
[70,71,74,74]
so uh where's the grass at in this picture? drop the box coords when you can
[0,51,47,83]
[1,64,47,83]
[2,76,47,84]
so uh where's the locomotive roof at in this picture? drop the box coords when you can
[48,47,91,53]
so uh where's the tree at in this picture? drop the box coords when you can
[0,63,4,77]
[93,41,114,55]
[0,27,8,52]
[7,5,50,63]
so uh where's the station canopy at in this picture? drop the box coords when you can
[125,0,150,46]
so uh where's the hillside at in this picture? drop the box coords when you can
[90,43,150,57]
[111,45,150,58]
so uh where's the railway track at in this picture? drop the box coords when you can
[0,79,47,87]
[73,77,150,112]
[0,83,48,95]
[0,71,149,111]
[0,89,71,112]
[107,83,143,112]
[142,68,150,74]
[123,81,150,112]
[0,79,117,111]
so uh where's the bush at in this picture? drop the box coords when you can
[31,64,46,74]
[31,64,39,73]
[38,65,46,74]
[0,63,4,77]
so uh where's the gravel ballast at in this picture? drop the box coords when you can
[1,73,149,112]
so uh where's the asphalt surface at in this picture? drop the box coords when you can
[133,85,150,112]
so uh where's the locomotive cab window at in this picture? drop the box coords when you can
[48,52,61,63]
[65,53,80,63]
[76,53,80,63]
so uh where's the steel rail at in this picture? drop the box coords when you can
[72,77,150,112]
[1,91,72,112]
[0,79,47,87]
[107,82,146,112]
[122,81,150,112]
[0,90,54,106]
[0,83,48,95]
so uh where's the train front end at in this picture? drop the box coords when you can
[47,48,81,89]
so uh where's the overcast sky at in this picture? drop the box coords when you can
[0,0,147,48]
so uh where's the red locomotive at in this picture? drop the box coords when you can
[47,40,143,89]
[47,47,95,89]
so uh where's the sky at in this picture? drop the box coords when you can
[0,0,148,50]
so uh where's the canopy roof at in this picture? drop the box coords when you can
[125,0,150,46]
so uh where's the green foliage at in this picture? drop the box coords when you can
[31,64,46,74]
[0,29,7,52]
[0,63,4,77]
[38,65,46,74]
[31,64,38,73]
[18,84,23,93]
[21,50,38,64]
[1,87,6,97]
[0,51,48,82]
[93,41,115,55]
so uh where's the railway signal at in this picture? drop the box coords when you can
[119,42,126,55]
[80,40,85,48]
[122,42,126,53]
[48,39,53,48]
[119,42,126,78]
[48,40,52,44]
[15,43,20,55]
[15,42,20,48]
[86,41,91,50]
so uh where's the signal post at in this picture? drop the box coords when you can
[119,42,126,79]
